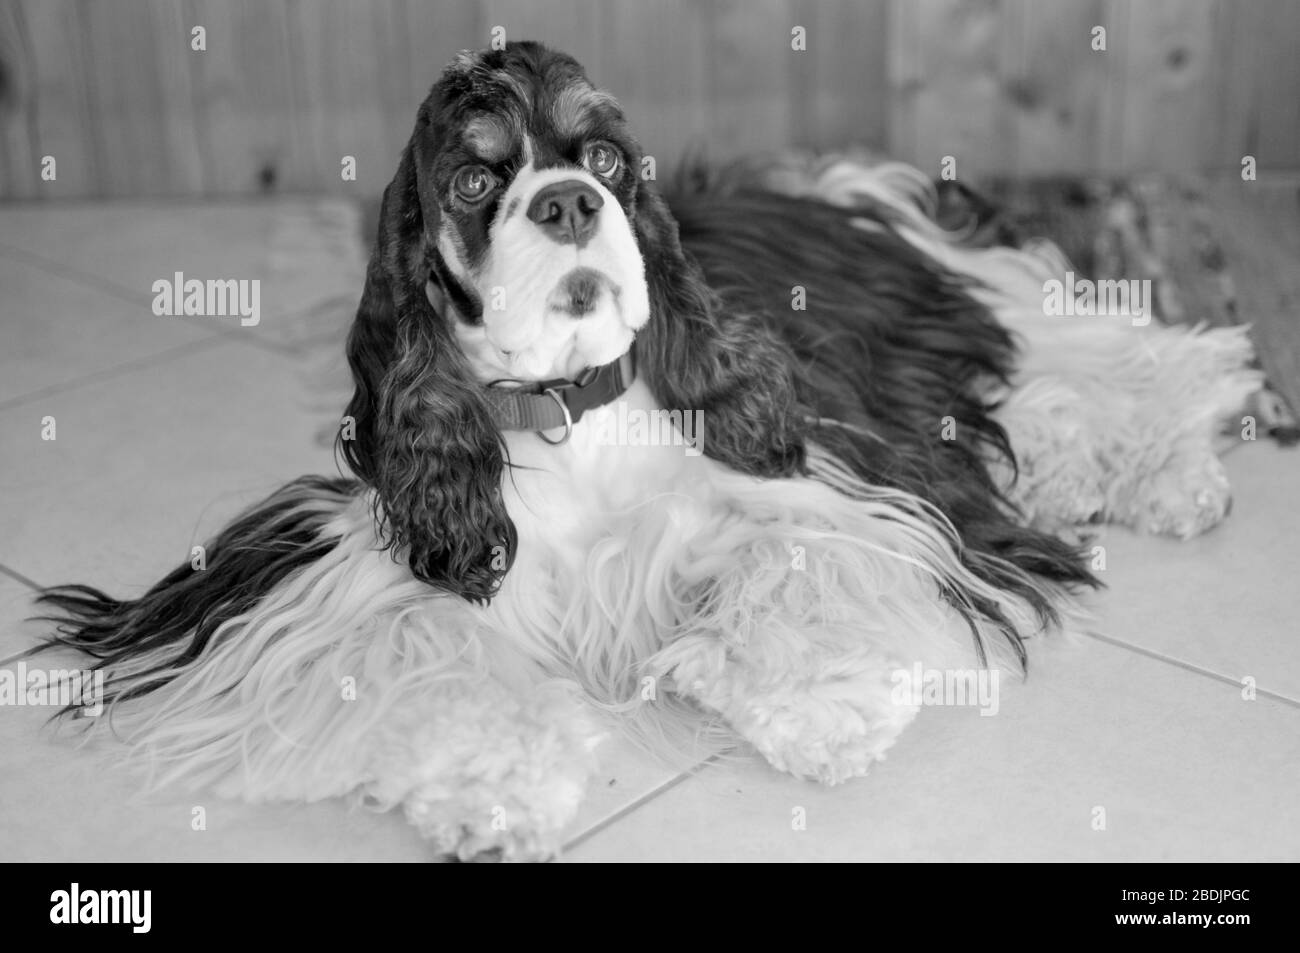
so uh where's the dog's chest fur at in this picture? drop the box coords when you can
[499,378,709,543]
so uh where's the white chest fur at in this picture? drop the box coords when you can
[500,379,708,532]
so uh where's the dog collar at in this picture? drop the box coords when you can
[484,348,635,445]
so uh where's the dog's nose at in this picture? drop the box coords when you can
[527,180,603,247]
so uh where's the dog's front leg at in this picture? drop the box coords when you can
[645,481,986,785]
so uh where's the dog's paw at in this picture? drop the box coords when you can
[403,763,589,863]
[1126,452,1233,539]
[656,636,915,785]
[366,684,603,862]
[728,674,918,784]
[408,783,578,863]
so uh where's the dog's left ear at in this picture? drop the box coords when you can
[633,184,806,476]
[339,135,516,603]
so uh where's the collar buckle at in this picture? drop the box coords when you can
[537,387,574,445]
[484,347,635,441]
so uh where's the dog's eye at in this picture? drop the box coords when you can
[583,142,621,178]
[452,166,496,202]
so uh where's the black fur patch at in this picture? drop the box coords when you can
[664,185,1099,661]
[31,476,359,713]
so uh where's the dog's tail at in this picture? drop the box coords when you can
[31,475,362,717]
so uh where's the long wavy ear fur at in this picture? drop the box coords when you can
[633,184,807,478]
[338,134,516,603]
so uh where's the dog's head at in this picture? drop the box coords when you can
[423,46,652,380]
[343,41,804,602]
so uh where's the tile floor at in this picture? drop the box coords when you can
[0,200,1296,862]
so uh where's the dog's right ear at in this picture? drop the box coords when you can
[338,137,517,604]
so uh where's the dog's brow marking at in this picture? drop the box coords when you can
[552,85,619,137]
[504,197,521,220]
[464,115,512,162]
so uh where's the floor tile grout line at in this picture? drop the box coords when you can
[0,564,44,668]
[0,239,155,306]
[0,334,234,414]
[0,240,257,348]
[561,755,723,855]
[0,562,43,591]
[0,298,353,415]
[0,649,40,668]
[1083,630,1300,709]
[0,240,323,359]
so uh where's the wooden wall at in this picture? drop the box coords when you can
[1,0,1297,200]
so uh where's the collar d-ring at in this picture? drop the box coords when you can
[537,387,573,445]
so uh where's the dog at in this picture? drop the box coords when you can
[35,42,1261,861]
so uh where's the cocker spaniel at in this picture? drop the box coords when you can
[36,42,1261,860]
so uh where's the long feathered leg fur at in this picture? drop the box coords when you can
[744,153,1263,539]
[35,487,605,862]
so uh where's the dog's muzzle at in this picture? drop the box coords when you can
[466,164,650,379]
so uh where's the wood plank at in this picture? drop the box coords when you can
[885,0,919,167]
[7,0,1297,199]
[14,0,100,197]
[76,0,205,196]
[479,0,604,71]
[787,0,889,152]
[1112,0,1217,173]
[0,0,40,198]
[284,0,398,194]
[393,0,482,112]
[354,0,482,208]
[1092,0,1130,175]
[186,0,308,195]
[593,0,711,176]
[888,0,1013,182]
[1213,0,1300,176]
[707,0,793,160]
[1002,0,1113,175]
